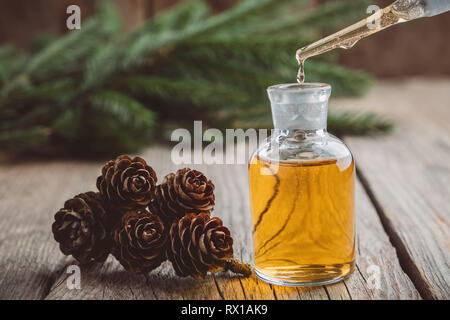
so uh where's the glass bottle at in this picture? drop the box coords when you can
[248,83,355,286]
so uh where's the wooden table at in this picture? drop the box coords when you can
[0,78,448,300]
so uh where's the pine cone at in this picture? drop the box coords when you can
[97,155,157,210]
[111,209,168,273]
[149,168,215,224]
[167,213,233,279]
[52,192,110,264]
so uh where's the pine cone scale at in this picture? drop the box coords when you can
[97,155,157,211]
[150,168,215,224]
[111,209,167,273]
[52,192,110,264]
[167,213,233,279]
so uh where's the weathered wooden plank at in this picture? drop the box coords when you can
[45,149,225,300]
[2,147,418,299]
[337,79,450,299]
[211,164,419,300]
[210,163,330,300]
[332,180,420,299]
[5,77,443,300]
[0,159,102,299]
[209,164,329,300]
[44,146,418,299]
[46,257,225,300]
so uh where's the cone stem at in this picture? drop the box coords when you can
[224,258,252,277]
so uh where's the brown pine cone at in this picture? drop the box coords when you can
[167,213,233,279]
[96,155,157,210]
[149,168,215,224]
[52,192,110,264]
[111,209,168,273]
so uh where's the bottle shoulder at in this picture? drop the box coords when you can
[323,133,353,161]
[251,132,353,170]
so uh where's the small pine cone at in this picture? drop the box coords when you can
[52,192,110,264]
[167,213,233,279]
[97,155,157,210]
[111,209,168,273]
[149,168,215,224]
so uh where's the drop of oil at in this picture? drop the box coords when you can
[297,60,305,84]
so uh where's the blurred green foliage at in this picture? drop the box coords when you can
[0,0,392,157]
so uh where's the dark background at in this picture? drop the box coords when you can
[0,0,449,77]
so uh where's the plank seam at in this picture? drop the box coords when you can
[355,264,367,283]
[40,260,69,300]
[343,281,352,300]
[143,273,159,300]
[269,284,278,300]
[322,286,331,300]
[356,167,435,300]
[213,275,225,300]
[238,278,247,300]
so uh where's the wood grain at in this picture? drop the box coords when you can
[336,78,450,299]
[3,79,447,300]
[44,152,418,299]
[0,160,102,299]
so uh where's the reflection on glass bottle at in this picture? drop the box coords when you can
[249,83,355,286]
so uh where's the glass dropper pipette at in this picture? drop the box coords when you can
[296,0,450,83]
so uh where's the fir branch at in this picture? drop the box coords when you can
[83,42,122,90]
[162,49,372,98]
[123,75,255,109]
[305,61,373,97]
[328,111,394,136]
[89,90,156,130]
[122,0,295,68]
[118,0,216,71]
[152,0,211,32]
[0,104,55,130]
[176,34,316,69]
[151,58,280,97]
[0,45,15,60]
[21,78,76,102]
[0,46,29,88]
[51,93,158,156]
[201,0,301,35]
[2,1,121,96]
[25,1,120,78]
[0,127,49,150]
[0,0,392,156]
[256,0,372,35]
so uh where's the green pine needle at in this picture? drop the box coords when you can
[0,127,49,150]
[328,111,394,136]
[89,90,156,130]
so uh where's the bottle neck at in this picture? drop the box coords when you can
[267,83,331,133]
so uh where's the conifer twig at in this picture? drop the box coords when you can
[225,258,252,277]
